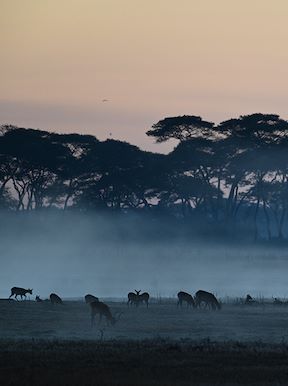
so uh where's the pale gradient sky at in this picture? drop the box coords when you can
[1,0,288,152]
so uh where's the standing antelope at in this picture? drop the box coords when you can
[138,292,150,308]
[195,290,221,310]
[177,291,195,308]
[127,290,141,307]
[9,287,33,300]
[50,293,63,305]
[127,290,150,308]
[85,294,99,304]
[90,300,121,326]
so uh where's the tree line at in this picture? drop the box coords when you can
[1,113,288,240]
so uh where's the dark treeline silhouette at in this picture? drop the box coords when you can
[1,112,288,240]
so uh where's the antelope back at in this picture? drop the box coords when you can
[178,291,192,299]
[50,293,63,304]
[90,301,111,315]
[11,287,31,295]
[139,292,149,301]
[195,290,220,309]
[85,294,99,304]
[128,292,138,301]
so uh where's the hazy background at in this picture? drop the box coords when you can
[2,2,288,300]
[1,213,288,300]
[1,0,288,153]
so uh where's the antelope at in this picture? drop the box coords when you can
[50,293,63,305]
[177,291,195,308]
[195,290,221,310]
[9,287,33,300]
[273,297,284,305]
[138,292,150,308]
[35,295,43,302]
[127,290,141,307]
[85,294,99,304]
[90,300,122,326]
[244,294,258,305]
[127,290,150,308]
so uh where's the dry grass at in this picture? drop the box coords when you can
[1,300,288,385]
[1,299,288,342]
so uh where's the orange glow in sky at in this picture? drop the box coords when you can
[1,0,288,152]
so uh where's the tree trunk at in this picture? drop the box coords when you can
[253,197,260,241]
[263,200,271,240]
[278,205,286,239]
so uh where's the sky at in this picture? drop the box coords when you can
[1,0,288,153]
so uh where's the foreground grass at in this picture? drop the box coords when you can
[1,339,288,385]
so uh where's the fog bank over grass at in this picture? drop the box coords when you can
[1,212,288,299]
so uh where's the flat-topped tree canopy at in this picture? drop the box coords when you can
[0,126,71,171]
[49,132,99,157]
[217,113,288,144]
[85,139,159,173]
[146,115,215,143]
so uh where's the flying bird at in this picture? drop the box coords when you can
[102,99,109,102]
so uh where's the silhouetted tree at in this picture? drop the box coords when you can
[1,112,288,241]
[146,115,215,142]
[50,133,100,209]
[0,127,70,209]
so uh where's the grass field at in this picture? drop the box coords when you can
[1,299,288,342]
[1,299,288,385]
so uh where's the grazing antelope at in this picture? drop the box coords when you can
[85,294,99,304]
[9,287,33,300]
[90,300,122,326]
[195,290,221,310]
[35,295,43,302]
[50,293,63,305]
[177,291,195,308]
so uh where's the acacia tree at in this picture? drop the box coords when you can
[217,114,288,227]
[49,133,100,209]
[2,113,288,240]
[0,126,19,206]
[146,115,215,142]
[77,140,166,211]
[168,138,222,220]
[147,115,223,220]
[249,140,288,240]
[217,113,288,144]
[0,127,70,210]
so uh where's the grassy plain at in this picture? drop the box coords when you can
[1,300,288,384]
